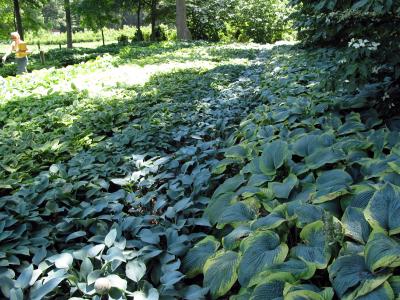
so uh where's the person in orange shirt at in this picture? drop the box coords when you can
[2,32,31,75]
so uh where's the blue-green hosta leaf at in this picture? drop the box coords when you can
[217,202,257,228]
[30,275,66,300]
[292,132,335,157]
[249,259,316,287]
[224,145,250,160]
[345,281,394,300]
[52,253,73,269]
[328,255,391,299]
[364,183,400,235]
[365,231,400,272]
[251,204,287,231]
[338,113,366,136]
[341,184,376,209]
[180,285,209,300]
[388,276,400,299]
[259,141,290,175]
[342,207,371,244]
[183,236,220,278]
[283,284,334,300]
[132,288,159,300]
[291,221,331,269]
[305,147,346,170]
[339,241,365,256]
[250,280,285,300]
[16,265,33,289]
[222,226,252,251]
[360,158,394,179]
[203,250,240,299]
[238,231,288,287]
[312,169,353,203]
[126,260,146,283]
[205,192,238,225]
[287,202,324,228]
[212,174,246,199]
[269,174,298,199]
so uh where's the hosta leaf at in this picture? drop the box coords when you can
[222,225,252,250]
[251,204,287,231]
[217,202,257,228]
[342,207,371,244]
[53,253,73,269]
[345,281,394,300]
[204,192,238,225]
[341,184,376,209]
[126,260,146,283]
[183,236,220,278]
[388,276,400,299]
[284,285,334,300]
[291,221,331,269]
[259,141,290,175]
[269,174,298,199]
[305,147,346,170]
[249,259,316,287]
[313,169,353,203]
[328,255,390,299]
[364,183,400,235]
[180,285,209,300]
[250,280,285,300]
[16,265,33,289]
[287,202,324,228]
[212,174,245,199]
[203,250,240,299]
[30,276,66,300]
[238,230,288,287]
[365,231,400,272]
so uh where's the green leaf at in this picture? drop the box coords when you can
[313,169,353,203]
[203,250,240,299]
[205,192,238,225]
[342,207,371,244]
[364,183,400,235]
[259,141,290,175]
[217,202,257,227]
[291,221,331,269]
[269,174,298,199]
[106,274,127,291]
[365,231,400,272]
[105,229,117,247]
[16,265,33,289]
[305,147,346,170]
[54,253,73,269]
[80,258,93,281]
[222,226,252,251]
[250,280,285,300]
[238,230,288,287]
[30,276,66,300]
[183,236,220,278]
[126,260,146,283]
[328,255,390,299]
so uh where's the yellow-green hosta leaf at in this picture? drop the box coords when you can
[182,236,220,278]
[365,231,400,273]
[388,276,400,300]
[203,250,240,300]
[364,183,400,235]
[238,230,288,287]
[284,284,334,300]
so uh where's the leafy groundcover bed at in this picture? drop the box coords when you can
[1,42,399,300]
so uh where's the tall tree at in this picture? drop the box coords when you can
[176,0,191,40]
[13,0,24,40]
[149,0,158,40]
[64,0,73,48]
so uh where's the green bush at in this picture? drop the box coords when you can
[291,0,400,116]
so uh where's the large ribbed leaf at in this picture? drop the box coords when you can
[292,132,335,157]
[203,250,240,299]
[342,207,371,244]
[305,147,346,170]
[250,280,285,300]
[249,259,316,287]
[251,204,287,231]
[364,183,400,235]
[365,231,400,272]
[222,225,252,251]
[212,174,246,199]
[284,284,334,300]
[269,174,298,199]
[217,202,257,228]
[287,202,324,228]
[341,184,376,209]
[182,236,220,278]
[328,255,391,299]
[345,281,394,300]
[291,221,331,269]
[205,192,238,225]
[259,141,290,175]
[312,169,353,203]
[388,276,400,299]
[238,231,288,287]
[337,112,366,136]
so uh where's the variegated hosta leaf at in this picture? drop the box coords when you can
[342,207,371,244]
[259,141,290,175]
[388,276,400,299]
[365,231,400,273]
[291,221,331,269]
[269,174,298,199]
[305,147,346,170]
[204,192,238,225]
[292,132,335,157]
[340,183,376,209]
[182,236,220,278]
[287,202,324,228]
[217,201,257,228]
[364,183,400,235]
[250,280,285,300]
[203,250,240,299]
[328,254,391,299]
[222,225,252,251]
[238,230,288,287]
[250,204,287,231]
[283,283,334,300]
[312,169,353,203]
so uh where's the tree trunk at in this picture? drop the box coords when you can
[101,28,105,46]
[137,0,141,31]
[64,0,73,48]
[176,0,191,40]
[13,0,24,40]
[150,0,157,41]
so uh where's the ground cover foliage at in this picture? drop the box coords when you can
[188,46,400,299]
[1,40,400,299]
[0,42,271,299]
